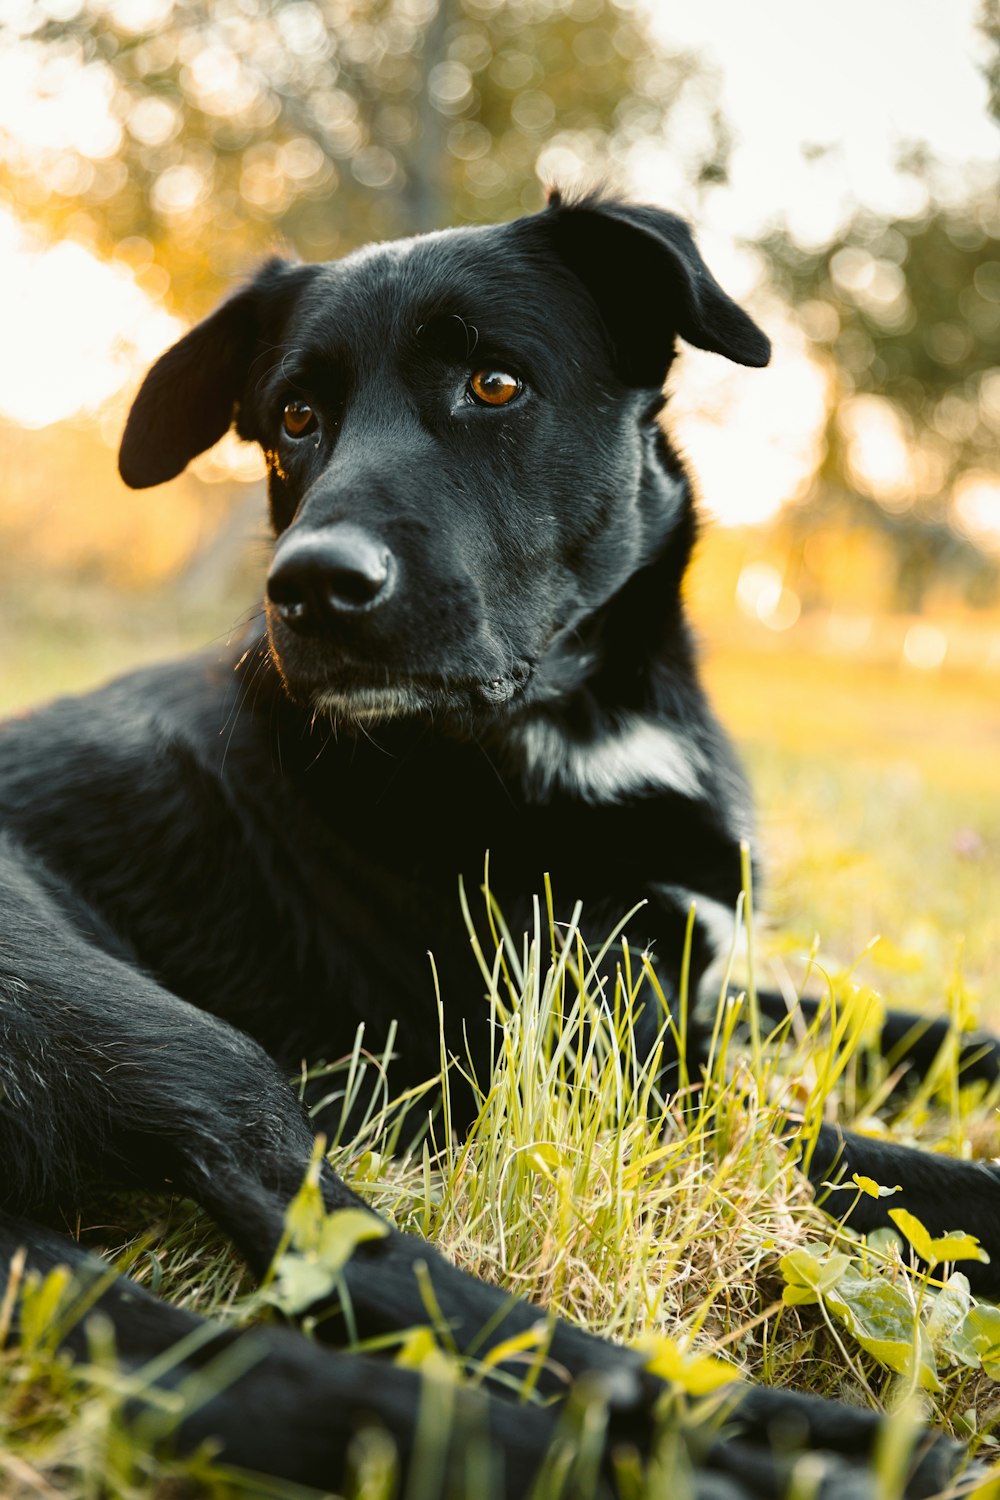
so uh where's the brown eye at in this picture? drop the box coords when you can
[469,369,521,407]
[282,400,316,437]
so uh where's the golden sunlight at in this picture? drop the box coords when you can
[670,301,829,527]
[954,473,1000,547]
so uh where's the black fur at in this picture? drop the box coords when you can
[2,193,997,1496]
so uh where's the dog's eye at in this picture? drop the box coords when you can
[282,401,316,437]
[468,369,521,407]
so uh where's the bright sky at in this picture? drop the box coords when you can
[644,0,998,243]
[0,212,180,428]
[0,0,996,527]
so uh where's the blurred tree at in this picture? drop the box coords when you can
[761,180,1000,611]
[749,0,1000,615]
[0,0,726,311]
[982,0,1000,123]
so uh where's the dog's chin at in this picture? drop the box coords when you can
[310,674,527,728]
[273,658,534,728]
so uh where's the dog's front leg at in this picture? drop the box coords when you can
[799,1123,1000,1296]
[732,993,1000,1290]
[0,840,334,1266]
[7,1213,965,1500]
[0,1209,578,1498]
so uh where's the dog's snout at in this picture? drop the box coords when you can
[267,524,396,632]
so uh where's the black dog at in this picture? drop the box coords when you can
[2,191,998,1497]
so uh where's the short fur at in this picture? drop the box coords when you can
[2,193,998,1497]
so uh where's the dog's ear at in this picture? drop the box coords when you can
[119,258,311,490]
[536,192,770,386]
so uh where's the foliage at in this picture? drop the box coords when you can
[0,0,725,309]
[780,1236,996,1397]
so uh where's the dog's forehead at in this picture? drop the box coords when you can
[290,220,582,354]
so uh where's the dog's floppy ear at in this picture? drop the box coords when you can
[536,191,770,386]
[119,258,309,490]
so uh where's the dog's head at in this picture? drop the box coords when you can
[120,193,769,727]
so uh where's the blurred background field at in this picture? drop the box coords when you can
[0,0,998,1017]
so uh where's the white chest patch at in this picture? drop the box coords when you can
[516,712,706,805]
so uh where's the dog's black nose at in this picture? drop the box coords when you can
[267,524,395,631]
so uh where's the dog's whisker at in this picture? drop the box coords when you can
[221,647,270,772]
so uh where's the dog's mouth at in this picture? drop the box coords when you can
[304,662,534,724]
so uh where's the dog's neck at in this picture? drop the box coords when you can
[500,551,712,807]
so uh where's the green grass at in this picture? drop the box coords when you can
[2,615,999,1497]
[704,643,1000,1018]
